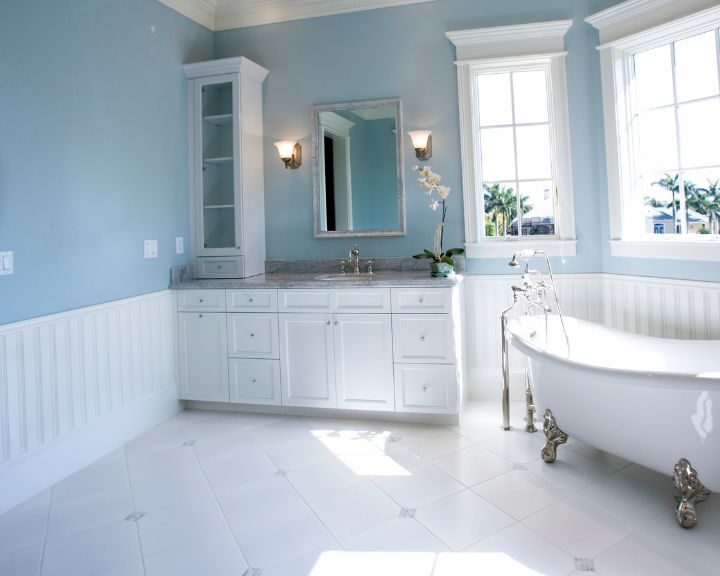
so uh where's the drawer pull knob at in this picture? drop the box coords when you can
[252,378,257,384]
[334,320,338,326]
[423,384,431,391]
[217,265,222,269]
[327,320,332,326]
[248,298,254,303]
[250,333,255,338]
[418,297,424,304]
[199,298,204,303]
[420,335,426,342]
[198,314,203,318]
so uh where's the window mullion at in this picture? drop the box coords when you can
[509,72,522,237]
[669,42,687,234]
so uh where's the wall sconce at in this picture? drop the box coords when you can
[274,141,302,169]
[408,130,432,161]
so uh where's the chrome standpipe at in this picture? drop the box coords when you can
[673,458,711,528]
[524,370,537,433]
[500,285,525,430]
[541,409,568,463]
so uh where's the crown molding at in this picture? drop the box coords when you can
[158,0,438,31]
[183,56,269,81]
[446,20,572,61]
[586,0,720,45]
[157,0,218,30]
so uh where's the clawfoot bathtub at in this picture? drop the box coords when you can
[506,314,720,528]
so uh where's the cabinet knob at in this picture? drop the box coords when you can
[248,298,254,303]
[250,333,255,338]
[199,298,204,303]
[326,320,332,326]
[420,335,426,342]
[252,378,257,384]
[198,314,203,318]
[418,297,424,304]
[334,320,338,326]
[423,384,431,391]
[217,265,222,269]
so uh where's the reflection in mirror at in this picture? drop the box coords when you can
[312,99,405,237]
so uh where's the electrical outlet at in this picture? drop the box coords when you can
[0,251,13,275]
[175,237,184,255]
[144,240,158,259]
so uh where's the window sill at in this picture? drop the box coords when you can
[465,239,577,259]
[610,239,720,261]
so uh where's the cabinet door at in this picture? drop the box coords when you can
[279,314,336,408]
[334,314,394,411]
[392,314,455,363]
[227,313,279,359]
[178,312,229,401]
[229,358,281,405]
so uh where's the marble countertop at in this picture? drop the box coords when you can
[171,271,462,290]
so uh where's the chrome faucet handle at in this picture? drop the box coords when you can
[339,259,348,274]
[366,260,374,275]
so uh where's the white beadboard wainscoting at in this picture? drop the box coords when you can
[0,290,181,514]
[464,273,720,401]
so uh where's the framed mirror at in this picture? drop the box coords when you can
[312,99,405,237]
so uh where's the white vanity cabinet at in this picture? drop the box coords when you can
[176,283,461,417]
[391,288,459,414]
[178,311,229,402]
[277,289,395,411]
[227,289,281,405]
[183,57,269,279]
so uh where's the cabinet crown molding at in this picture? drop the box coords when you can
[183,56,269,81]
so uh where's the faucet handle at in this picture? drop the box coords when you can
[366,260,374,275]
[339,259,347,274]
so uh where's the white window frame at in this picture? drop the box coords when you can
[588,0,720,261]
[447,20,576,259]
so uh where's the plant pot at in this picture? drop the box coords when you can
[431,261,455,278]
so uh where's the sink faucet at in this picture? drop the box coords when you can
[350,244,360,274]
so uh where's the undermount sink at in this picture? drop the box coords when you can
[314,273,376,281]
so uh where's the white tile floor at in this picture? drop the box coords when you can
[1,402,718,576]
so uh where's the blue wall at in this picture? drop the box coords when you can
[0,0,213,324]
[216,0,720,282]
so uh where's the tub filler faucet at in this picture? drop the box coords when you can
[501,249,569,432]
[350,244,360,275]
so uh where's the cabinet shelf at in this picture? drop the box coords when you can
[204,204,235,210]
[203,114,233,126]
[203,156,233,165]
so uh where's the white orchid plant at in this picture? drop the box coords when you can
[412,165,465,266]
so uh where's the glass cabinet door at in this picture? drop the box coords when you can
[199,79,237,252]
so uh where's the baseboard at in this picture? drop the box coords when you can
[0,388,181,515]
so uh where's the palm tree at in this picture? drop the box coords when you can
[691,180,720,234]
[652,174,697,233]
[483,184,503,236]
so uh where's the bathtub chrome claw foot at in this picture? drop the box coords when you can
[541,409,567,463]
[673,458,711,529]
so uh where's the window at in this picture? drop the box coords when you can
[589,0,720,260]
[447,21,576,258]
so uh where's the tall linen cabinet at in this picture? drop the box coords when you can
[183,57,269,278]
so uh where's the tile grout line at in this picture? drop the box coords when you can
[36,484,53,576]
[122,444,149,576]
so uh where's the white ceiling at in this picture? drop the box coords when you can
[158,0,437,31]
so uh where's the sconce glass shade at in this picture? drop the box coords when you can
[407,131,432,161]
[274,141,302,169]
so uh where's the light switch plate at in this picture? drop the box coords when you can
[175,237,184,255]
[144,240,158,259]
[0,251,13,275]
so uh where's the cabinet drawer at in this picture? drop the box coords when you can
[177,290,226,312]
[227,289,278,312]
[394,364,458,413]
[229,359,281,405]
[391,288,453,313]
[392,314,455,363]
[227,313,279,358]
[196,256,244,279]
[279,290,332,312]
[333,289,390,313]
